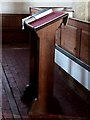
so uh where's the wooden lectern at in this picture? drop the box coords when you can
[22,8,68,114]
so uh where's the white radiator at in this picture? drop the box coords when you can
[55,46,90,91]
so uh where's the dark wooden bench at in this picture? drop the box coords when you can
[56,18,90,65]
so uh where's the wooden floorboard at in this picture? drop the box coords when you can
[2,69,22,119]
[54,65,90,118]
[2,48,30,120]
[2,46,90,119]
[2,86,14,119]
[2,48,30,94]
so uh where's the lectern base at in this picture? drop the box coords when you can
[29,96,63,115]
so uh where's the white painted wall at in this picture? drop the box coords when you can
[0,1,90,21]
[72,1,90,21]
[0,0,73,14]
[0,2,30,14]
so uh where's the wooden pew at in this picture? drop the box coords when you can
[56,18,90,65]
